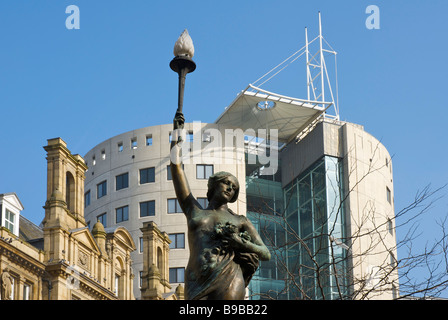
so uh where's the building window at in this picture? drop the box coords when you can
[390,251,396,268]
[187,131,194,142]
[169,267,185,283]
[84,190,91,208]
[140,200,155,217]
[387,218,393,236]
[116,206,129,223]
[23,283,31,300]
[392,285,398,299]
[115,274,119,296]
[386,187,391,204]
[131,138,137,149]
[281,156,346,300]
[5,209,15,233]
[139,271,143,288]
[9,277,15,300]
[169,233,185,249]
[167,198,183,214]
[118,142,123,152]
[146,134,153,146]
[101,149,106,160]
[167,165,172,180]
[97,181,107,199]
[116,173,129,191]
[92,156,96,166]
[140,167,155,184]
[139,237,143,253]
[197,197,209,209]
[196,164,213,179]
[97,213,107,226]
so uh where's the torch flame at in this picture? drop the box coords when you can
[173,29,195,58]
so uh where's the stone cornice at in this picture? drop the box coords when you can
[0,241,46,276]
[46,262,118,300]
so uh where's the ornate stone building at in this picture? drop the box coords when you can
[140,221,183,300]
[0,137,179,300]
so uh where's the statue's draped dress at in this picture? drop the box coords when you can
[185,213,259,300]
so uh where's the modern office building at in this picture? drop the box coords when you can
[218,85,398,300]
[243,119,397,299]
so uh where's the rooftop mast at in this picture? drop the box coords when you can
[319,11,325,106]
[305,27,310,101]
[305,12,339,120]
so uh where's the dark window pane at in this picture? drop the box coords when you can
[140,200,155,217]
[169,267,185,283]
[116,206,129,223]
[169,233,185,249]
[97,181,107,198]
[116,173,129,190]
[196,164,213,179]
[140,167,155,184]
[167,199,182,213]
[85,190,91,207]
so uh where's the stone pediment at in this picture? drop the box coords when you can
[105,226,136,251]
[0,193,24,211]
[70,227,101,255]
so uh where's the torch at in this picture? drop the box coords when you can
[170,29,196,114]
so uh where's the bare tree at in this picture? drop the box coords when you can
[245,148,448,300]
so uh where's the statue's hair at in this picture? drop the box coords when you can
[206,171,240,203]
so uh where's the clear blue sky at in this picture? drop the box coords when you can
[1,0,447,291]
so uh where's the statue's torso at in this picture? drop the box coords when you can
[186,207,244,278]
[184,207,247,299]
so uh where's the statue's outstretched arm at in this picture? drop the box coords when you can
[170,111,195,217]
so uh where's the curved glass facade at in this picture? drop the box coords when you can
[247,156,348,300]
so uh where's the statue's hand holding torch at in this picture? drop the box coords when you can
[173,111,185,131]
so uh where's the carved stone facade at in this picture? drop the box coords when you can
[0,137,184,300]
[39,138,137,300]
[0,138,138,300]
[140,221,182,300]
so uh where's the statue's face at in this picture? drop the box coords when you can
[213,175,238,203]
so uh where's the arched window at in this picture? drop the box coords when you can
[66,172,76,212]
[115,257,124,299]
[157,247,163,273]
[115,274,120,297]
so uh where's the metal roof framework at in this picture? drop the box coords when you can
[214,12,338,145]
[214,84,332,144]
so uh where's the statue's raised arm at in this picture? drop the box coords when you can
[170,111,196,218]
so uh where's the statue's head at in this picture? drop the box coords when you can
[207,171,240,203]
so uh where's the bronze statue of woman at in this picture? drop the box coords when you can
[170,111,271,300]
